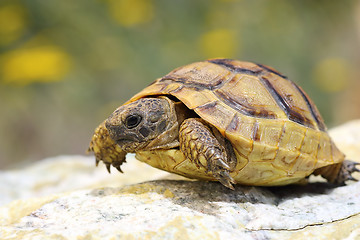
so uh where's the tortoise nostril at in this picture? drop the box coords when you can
[105,123,121,140]
[105,121,140,143]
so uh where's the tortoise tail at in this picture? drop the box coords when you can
[314,160,359,185]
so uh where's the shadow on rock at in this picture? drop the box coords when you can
[87,179,359,220]
[140,180,278,215]
[269,181,338,201]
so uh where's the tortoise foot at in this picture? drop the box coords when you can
[179,118,236,190]
[336,160,360,185]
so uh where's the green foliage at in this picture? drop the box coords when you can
[0,0,359,166]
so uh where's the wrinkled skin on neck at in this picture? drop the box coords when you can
[105,97,180,153]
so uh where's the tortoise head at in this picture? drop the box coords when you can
[105,97,179,152]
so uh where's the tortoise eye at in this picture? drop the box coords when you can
[125,114,142,129]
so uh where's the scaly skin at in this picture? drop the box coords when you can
[337,160,360,184]
[88,121,126,173]
[314,160,360,185]
[179,118,236,189]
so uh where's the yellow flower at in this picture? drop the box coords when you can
[1,45,71,85]
[106,0,154,27]
[0,4,27,46]
[313,58,351,93]
[199,29,238,59]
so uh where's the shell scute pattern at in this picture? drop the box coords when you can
[132,60,342,169]
[107,59,349,186]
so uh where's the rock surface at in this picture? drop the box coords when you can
[0,154,174,206]
[1,120,360,240]
[2,180,360,240]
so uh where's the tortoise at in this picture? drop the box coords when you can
[89,59,359,189]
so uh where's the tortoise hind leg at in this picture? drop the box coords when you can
[335,160,360,185]
[179,118,236,189]
[314,160,360,185]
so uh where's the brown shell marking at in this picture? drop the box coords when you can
[256,64,326,131]
[212,74,279,120]
[125,59,345,186]
[207,59,325,131]
[160,63,282,120]
[130,59,326,132]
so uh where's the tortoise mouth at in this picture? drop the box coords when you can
[115,139,132,146]
[109,131,140,145]
[115,138,148,153]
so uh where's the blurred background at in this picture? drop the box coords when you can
[0,0,359,168]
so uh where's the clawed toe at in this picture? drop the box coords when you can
[337,160,360,184]
[208,158,236,189]
[352,163,360,173]
[112,161,124,173]
[94,158,125,174]
[105,162,111,173]
[209,158,235,189]
[218,171,236,190]
[346,175,358,182]
[215,158,230,170]
[343,160,360,172]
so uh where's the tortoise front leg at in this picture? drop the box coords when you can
[179,118,236,189]
[88,121,127,173]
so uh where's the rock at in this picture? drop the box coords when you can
[0,154,172,206]
[1,120,360,240]
[1,180,360,239]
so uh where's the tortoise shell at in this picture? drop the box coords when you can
[127,59,345,186]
